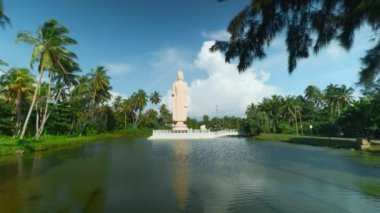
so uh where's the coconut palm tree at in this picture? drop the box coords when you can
[324,84,354,120]
[149,91,161,105]
[0,68,35,136]
[35,61,80,139]
[16,19,78,139]
[130,89,147,128]
[324,84,337,118]
[336,85,354,116]
[281,96,302,136]
[88,66,112,107]
[121,98,133,128]
[159,104,171,125]
[113,95,123,112]
[259,95,283,133]
[304,85,323,108]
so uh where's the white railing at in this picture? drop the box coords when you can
[152,129,238,134]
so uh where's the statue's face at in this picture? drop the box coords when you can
[177,71,184,80]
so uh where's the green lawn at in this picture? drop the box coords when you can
[0,128,151,156]
[254,133,366,150]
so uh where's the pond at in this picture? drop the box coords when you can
[0,138,379,212]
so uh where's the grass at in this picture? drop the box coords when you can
[366,144,380,153]
[359,181,380,199]
[0,128,151,156]
[254,133,365,150]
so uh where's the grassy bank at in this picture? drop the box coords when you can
[254,134,380,151]
[0,128,151,156]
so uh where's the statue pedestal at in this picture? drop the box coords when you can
[173,122,188,131]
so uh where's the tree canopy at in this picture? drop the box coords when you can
[212,0,380,89]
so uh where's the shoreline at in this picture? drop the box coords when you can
[254,134,380,153]
[0,128,152,156]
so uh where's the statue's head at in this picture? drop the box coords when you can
[177,70,184,80]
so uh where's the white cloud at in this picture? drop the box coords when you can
[259,70,271,82]
[151,48,193,72]
[163,41,282,118]
[109,91,129,104]
[201,30,230,41]
[105,62,131,75]
[325,45,346,59]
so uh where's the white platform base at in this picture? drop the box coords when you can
[148,129,239,140]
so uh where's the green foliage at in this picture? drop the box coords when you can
[0,99,13,135]
[0,128,152,155]
[0,0,10,28]
[244,84,377,138]
[245,103,270,135]
[254,134,362,149]
[149,91,161,105]
[213,0,380,88]
[16,19,79,139]
[338,97,380,138]
[159,104,171,125]
[186,117,200,129]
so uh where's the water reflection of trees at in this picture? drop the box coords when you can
[0,147,107,212]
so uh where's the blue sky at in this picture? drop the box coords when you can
[0,0,375,117]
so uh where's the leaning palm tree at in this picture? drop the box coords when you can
[0,68,35,136]
[16,19,78,139]
[149,91,161,105]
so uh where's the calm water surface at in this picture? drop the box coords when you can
[0,138,379,212]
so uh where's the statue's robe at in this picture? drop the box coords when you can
[172,80,188,122]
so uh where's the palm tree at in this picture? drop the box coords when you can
[16,19,78,139]
[0,68,35,136]
[121,98,133,128]
[304,85,323,108]
[336,85,354,116]
[88,66,112,107]
[130,89,148,128]
[258,95,283,133]
[69,76,92,135]
[159,104,171,125]
[149,91,161,105]
[113,95,123,112]
[0,0,10,28]
[36,61,80,139]
[0,60,8,72]
[324,84,354,120]
[281,96,302,136]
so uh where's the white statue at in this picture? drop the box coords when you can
[172,70,189,131]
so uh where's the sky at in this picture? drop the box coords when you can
[0,0,375,118]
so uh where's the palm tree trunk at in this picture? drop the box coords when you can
[20,64,44,139]
[294,113,299,136]
[92,90,97,108]
[299,112,303,136]
[68,120,75,135]
[35,104,39,139]
[337,103,341,117]
[15,87,22,137]
[37,73,52,139]
[124,112,127,128]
